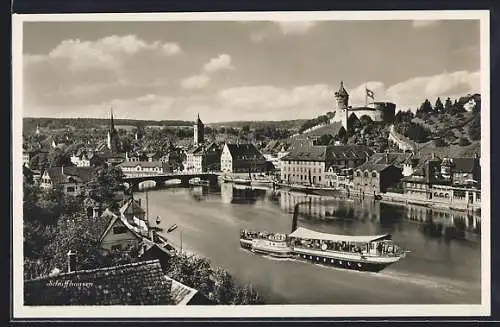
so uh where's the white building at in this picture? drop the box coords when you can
[118,161,167,177]
[220,143,267,176]
[280,146,327,185]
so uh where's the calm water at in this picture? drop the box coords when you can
[136,183,482,304]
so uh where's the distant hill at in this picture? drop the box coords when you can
[208,119,307,131]
[23,117,307,133]
[23,117,196,134]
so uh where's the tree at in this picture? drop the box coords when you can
[468,115,481,141]
[417,99,433,117]
[48,148,72,168]
[242,125,250,133]
[29,152,50,171]
[444,97,453,114]
[458,137,471,146]
[85,166,125,211]
[433,138,447,147]
[434,97,444,114]
[315,134,334,146]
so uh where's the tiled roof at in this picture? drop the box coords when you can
[355,162,393,173]
[281,145,327,162]
[24,259,174,305]
[166,276,199,305]
[44,166,95,185]
[328,145,373,160]
[119,198,146,216]
[368,152,408,166]
[225,143,265,161]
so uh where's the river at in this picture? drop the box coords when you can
[135,183,481,305]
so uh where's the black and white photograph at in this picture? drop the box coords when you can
[12,10,490,318]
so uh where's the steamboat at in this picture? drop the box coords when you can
[239,202,408,272]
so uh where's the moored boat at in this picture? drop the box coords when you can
[233,177,252,186]
[239,227,407,272]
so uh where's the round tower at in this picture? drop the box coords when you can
[334,81,349,130]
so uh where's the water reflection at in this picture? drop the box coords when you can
[178,184,480,243]
[220,183,267,205]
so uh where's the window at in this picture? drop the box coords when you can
[111,245,122,251]
[364,172,369,178]
[66,186,75,193]
[372,172,377,178]
[113,226,128,235]
[356,171,361,177]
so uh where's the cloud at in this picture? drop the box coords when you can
[161,42,182,55]
[216,84,332,119]
[385,70,479,109]
[411,20,439,28]
[180,74,210,89]
[203,54,234,73]
[38,35,182,72]
[275,21,318,35]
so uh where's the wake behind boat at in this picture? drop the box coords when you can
[240,227,407,272]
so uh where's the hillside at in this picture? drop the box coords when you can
[208,119,307,131]
[23,117,307,134]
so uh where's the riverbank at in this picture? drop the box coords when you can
[275,183,480,214]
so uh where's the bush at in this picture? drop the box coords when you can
[458,137,471,146]
[433,138,447,147]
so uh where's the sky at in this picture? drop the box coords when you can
[22,18,481,123]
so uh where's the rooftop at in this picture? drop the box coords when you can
[24,259,174,305]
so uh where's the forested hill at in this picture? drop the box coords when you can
[23,117,194,132]
[23,117,307,132]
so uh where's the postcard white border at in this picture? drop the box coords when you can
[12,10,491,318]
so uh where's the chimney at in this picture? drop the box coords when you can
[67,250,77,273]
[385,152,388,164]
[432,152,435,160]
[92,206,99,218]
[61,165,64,175]
[474,152,478,159]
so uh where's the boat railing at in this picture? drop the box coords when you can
[289,239,404,257]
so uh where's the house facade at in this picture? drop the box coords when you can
[118,161,167,177]
[353,163,402,195]
[220,143,267,176]
[39,166,95,195]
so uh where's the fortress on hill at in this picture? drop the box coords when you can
[330,81,396,130]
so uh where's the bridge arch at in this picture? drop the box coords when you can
[138,180,157,190]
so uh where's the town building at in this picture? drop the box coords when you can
[220,143,267,176]
[99,209,144,253]
[401,155,481,208]
[39,166,95,195]
[184,142,221,173]
[193,114,205,146]
[125,151,148,162]
[118,161,167,177]
[280,144,373,186]
[352,162,402,195]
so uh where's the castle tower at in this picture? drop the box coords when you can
[107,108,120,153]
[334,81,349,130]
[193,113,204,146]
[35,124,40,135]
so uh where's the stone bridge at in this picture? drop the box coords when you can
[123,173,219,191]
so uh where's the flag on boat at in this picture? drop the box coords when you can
[366,87,375,100]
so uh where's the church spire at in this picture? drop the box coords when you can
[110,108,116,132]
